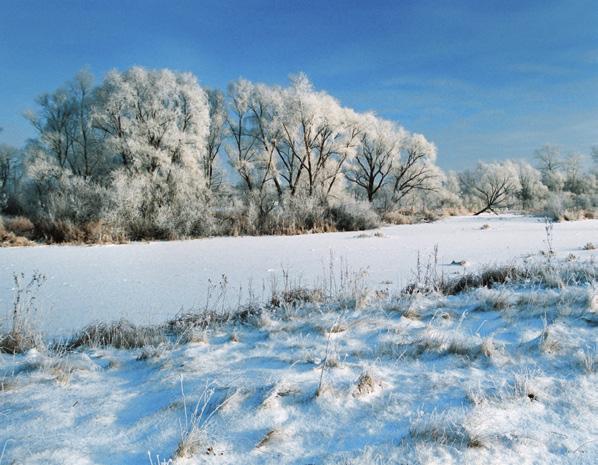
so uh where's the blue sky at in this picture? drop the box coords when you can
[0,0,597,168]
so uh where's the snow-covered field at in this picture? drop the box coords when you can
[1,258,597,464]
[1,215,597,465]
[0,215,596,336]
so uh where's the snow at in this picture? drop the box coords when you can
[0,215,596,336]
[1,215,597,464]
[1,261,597,464]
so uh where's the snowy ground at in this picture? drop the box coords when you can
[1,259,597,465]
[0,215,596,336]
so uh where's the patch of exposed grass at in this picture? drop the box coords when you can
[353,371,379,397]
[63,320,166,350]
[409,411,483,449]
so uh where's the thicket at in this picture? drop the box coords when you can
[0,68,596,244]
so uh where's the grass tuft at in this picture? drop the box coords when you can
[0,273,46,354]
[63,320,165,350]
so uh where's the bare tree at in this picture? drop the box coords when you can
[274,74,360,198]
[225,79,267,192]
[25,70,107,179]
[204,89,226,190]
[0,144,19,210]
[391,134,439,203]
[461,162,519,215]
[25,87,75,171]
[534,145,561,174]
[563,153,586,194]
[345,115,404,202]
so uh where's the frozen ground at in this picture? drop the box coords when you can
[0,215,596,336]
[1,259,597,465]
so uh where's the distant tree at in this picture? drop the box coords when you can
[390,133,439,203]
[26,69,108,179]
[512,160,547,209]
[273,74,361,199]
[204,89,226,190]
[461,162,519,215]
[345,114,406,202]
[534,144,561,174]
[534,145,564,192]
[225,79,271,193]
[0,144,21,211]
[563,153,587,194]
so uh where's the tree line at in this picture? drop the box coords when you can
[0,67,596,243]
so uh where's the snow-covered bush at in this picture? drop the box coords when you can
[107,167,213,240]
[327,197,380,231]
[272,192,330,233]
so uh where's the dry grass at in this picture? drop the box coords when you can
[577,346,597,374]
[270,287,325,307]
[538,325,562,355]
[443,266,522,295]
[436,262,597,296]
[167,305,260,334]
[32,218,126,245]
[381,330,491,361]
[4,216,35,237]
[409,411,483,449]
[353,371,378,397]
[63,320,166,350]
[0,220,34,247]
[0,273,46,354]
[173,381,231,460]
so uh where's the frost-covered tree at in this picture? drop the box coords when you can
[26,70,108,179]
[225,79,274,193]
[345,114,406,202]
[534,145,561,174]
[204,89,227,190]
[390,133,439,203]
[460,162,520,215]
[273,74,360,199]
[93,67,210,173]
[90,67,213,238]
[0,144,22,211]
[512,160,547,209]
[9,67,454,239]
[22,70,114,230]
[563,153,587,194]
[534,145,564,192]
[107,166,212,239]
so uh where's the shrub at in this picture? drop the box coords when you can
[107,169,214,240]
[327,199,380,231]
[271,193,332,234]
[4,216,34,237]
